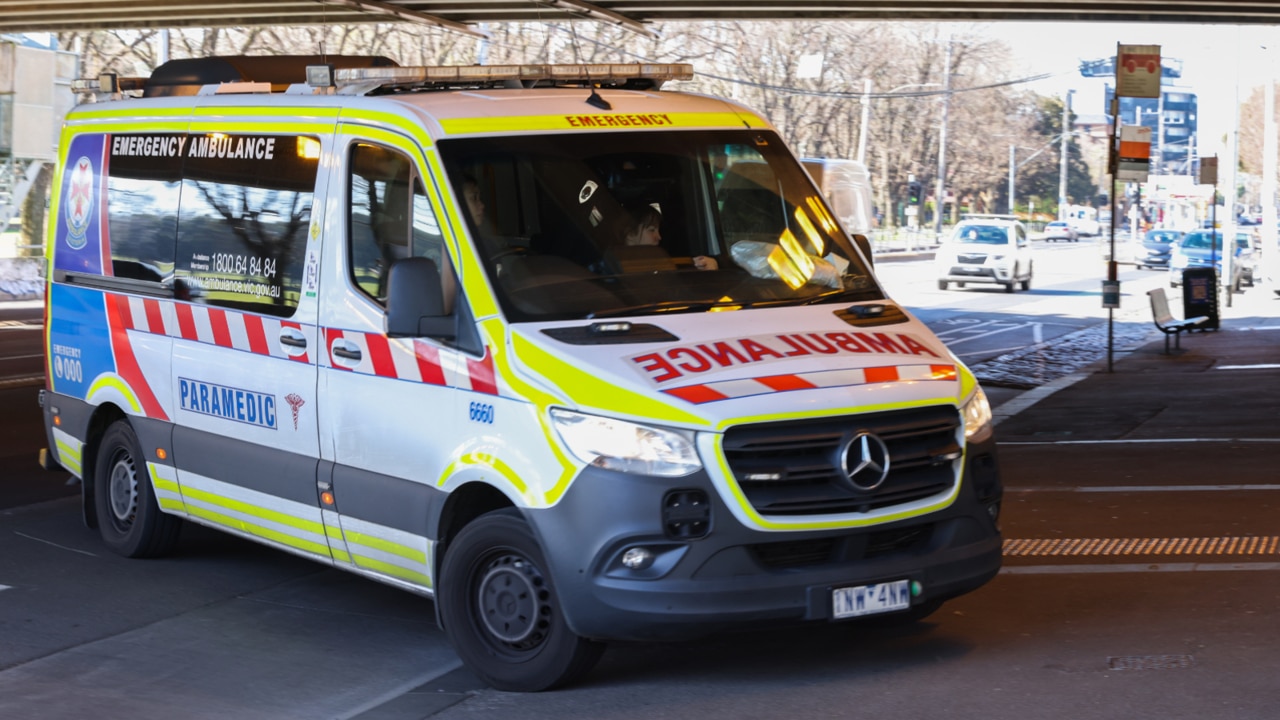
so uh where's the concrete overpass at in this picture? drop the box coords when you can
[0,1,1278,38]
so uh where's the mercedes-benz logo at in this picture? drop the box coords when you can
[840,432,891,491]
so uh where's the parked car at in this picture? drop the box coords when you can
[1169,230,1256,291]
[1042,220,1078,242]
[1135,229,1183,270]
[935,216,1033,292]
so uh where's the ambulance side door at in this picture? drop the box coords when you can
[316,127,471,589]
[168,130,329,561]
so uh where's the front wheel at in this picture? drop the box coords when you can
[438,509,604,692]
[93,420,182,558]
[937,280,948,291]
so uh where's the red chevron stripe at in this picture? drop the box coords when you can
[105,294,168,420]
[414,341,447,386]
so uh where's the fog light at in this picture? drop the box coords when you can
[621,547,654,570]
[986,501,1001,523]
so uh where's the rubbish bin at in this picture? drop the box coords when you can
[1181,267,1219,330]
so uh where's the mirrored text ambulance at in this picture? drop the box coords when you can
[39,55,1003,692]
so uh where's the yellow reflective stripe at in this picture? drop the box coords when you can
[332,549,352,564]
[187,119,336,135]
[158,498,186,512]
[958,364,978,398]
[343,530,427,564]
[463,318,579,505]
[86,374,142,414]
[511,331,706,427]
[337,109,435,148]
[192,106,342,120]
[185,504,331,557]
[350,554,432,587]
[440,450,530,495]
[54,438,82,474]
[147,463,180,494]
[68,107,190,122]
[439,112,763,136]
[180,485,326,536]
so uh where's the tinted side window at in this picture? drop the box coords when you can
[176,134,319,318]
[106,134,183,282]
[348,142,447,306]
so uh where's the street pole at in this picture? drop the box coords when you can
[933,38,952,240]
[857,78,871,164]
[1059,90,1073,220]
[1008,145,1016,214]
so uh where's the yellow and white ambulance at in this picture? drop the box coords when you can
[39,55,1003,691]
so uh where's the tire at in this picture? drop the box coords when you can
[937,280,948,291]
[438,509,605,692]
[1021,275,1032,291]
[93,420,182,558]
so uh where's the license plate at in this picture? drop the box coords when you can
[832,579,911,619]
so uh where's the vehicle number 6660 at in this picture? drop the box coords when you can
[468,401,494,424]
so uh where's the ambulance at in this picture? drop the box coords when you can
[38,55,1003,691]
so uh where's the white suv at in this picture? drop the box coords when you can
[935,216,1033,293]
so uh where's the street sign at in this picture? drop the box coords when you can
[1117,125,1151,182]
[1199,156,1218,185]
[1116,44,1162,98]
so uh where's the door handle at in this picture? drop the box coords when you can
[331,340,362,362]
[279,327,308,349]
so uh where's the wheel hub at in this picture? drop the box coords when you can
[477,556,548,646]
[108,454,138,523]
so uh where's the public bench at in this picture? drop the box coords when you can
[1147,287,1208,353]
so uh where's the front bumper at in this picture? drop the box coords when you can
[939,264,1012,284]
[531,434,1003,641]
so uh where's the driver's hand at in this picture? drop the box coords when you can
[693,255,718,271]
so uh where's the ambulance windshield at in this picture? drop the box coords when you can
[440,130,883,322]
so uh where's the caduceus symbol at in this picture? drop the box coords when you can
[285,393,305,430]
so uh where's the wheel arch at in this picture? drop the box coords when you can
[80,403,130,529]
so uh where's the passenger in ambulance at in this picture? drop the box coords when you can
[604,202,718,273]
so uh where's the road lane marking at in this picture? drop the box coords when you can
[1005,536,1280,558]
[14,531,98,557]
[1002,562,1280,575]
[1218,363,1280,370]
[0,585,11,592]
[0,375,45,389]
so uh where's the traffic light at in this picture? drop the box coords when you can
[907,180,922,205]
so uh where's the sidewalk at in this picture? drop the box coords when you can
[994,285,1280,443]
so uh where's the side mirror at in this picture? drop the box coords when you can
[385,257,456,339]
[851,233,874,268]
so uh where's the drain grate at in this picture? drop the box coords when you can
[1004,536,1280,558]
[1108,655,1194,671]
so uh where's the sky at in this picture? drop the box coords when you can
[987,21,1278,159]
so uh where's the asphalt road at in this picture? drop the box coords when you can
[3,245,1279,719]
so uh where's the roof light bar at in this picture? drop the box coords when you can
[319,63,694,93]
[71,73,148,95]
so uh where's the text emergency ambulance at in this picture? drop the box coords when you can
[38,55,1003,691]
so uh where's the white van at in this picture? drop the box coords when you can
[803,158,875,258]
[39,55,1003,691]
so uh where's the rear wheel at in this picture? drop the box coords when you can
[439,509,605,692]
[937,280,948,291]
[93,420,182,558]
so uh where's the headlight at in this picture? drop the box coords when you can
[550,408,702,477]
[961,386,993,443]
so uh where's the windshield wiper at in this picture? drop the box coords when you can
[586,300,734,319]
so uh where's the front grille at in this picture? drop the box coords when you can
[722,406,960,516]
[957,253,988,264]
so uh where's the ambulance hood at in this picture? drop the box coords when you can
[510,303,965,429]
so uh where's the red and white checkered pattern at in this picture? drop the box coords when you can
[322,328,497,395]
[112,294,497,395]
[663,363,957,404]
